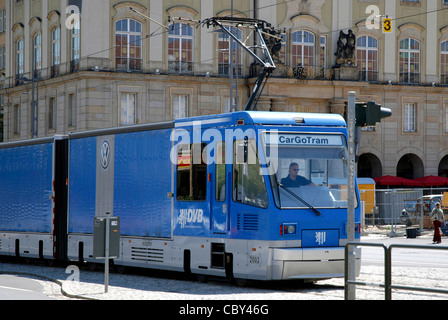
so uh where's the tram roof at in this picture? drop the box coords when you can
[174,111,347,128]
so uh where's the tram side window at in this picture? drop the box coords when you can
[233,139,268,208]
[215,141,226,201]
[177,143,207,201]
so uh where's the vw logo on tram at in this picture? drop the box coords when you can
[100,141,111,169]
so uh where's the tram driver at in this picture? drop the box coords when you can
[281,162,315,187]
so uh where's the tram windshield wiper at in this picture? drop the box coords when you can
[277,183,322,216]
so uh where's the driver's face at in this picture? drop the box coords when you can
[289,165,299,178]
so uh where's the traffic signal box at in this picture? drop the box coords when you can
[355,101,392,127]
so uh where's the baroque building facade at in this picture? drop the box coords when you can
[2,0,448,179]
[0,0,5,142]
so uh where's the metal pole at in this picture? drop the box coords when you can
[390,190,397,237]
[105,215,110,293]
[229,0,235,112]
[420,195,424,231]
[31,55,37,138]
[346,91,357,300]
[385,243,392,300]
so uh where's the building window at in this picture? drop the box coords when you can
[115,19,142,72]
[71,20,80,73]
[1,47,4,71]
[13,105,20,135]
[120,93,137,125]
[33,33,42,73]
[68,94,76,127]
[0,46,5,70]
[49,98,56,130]
[292,30,315,78]
[222,96,231,113]
[51,27,61,77]
[16,38,24,77]
[442,40,448,85]
[399,38,420,84]
[445,103,448,134]
[357,35,379,82]
[168,23,194,74]
[218,26,242,76]
[404,103,417,132]
[0,9,5,33]
[173,94,189,119]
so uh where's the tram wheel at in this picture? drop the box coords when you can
[115,264,126,274]
[46,259,55,266]
[195,274,207,283]
[233,278,247,287]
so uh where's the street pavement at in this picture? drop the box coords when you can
[0,274,56,300]
[0,225,447,301]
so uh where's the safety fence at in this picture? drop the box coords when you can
[344,242,448,300]
[360,187,448,227]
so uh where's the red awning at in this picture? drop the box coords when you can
[412,175,448,187]
[373,175,421,186]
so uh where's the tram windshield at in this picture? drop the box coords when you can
[265,132,357,209]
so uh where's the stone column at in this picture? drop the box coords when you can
[330,99,347,117]
[256,97,272,111]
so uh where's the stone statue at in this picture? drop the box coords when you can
[345,30,356,65]
[264,28,283,63]
[335,29,356,67]
[335,31,346,66]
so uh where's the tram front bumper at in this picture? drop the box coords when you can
[271,247,361,280]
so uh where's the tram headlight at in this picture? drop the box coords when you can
[288,225,295,234]
[282,223,297,235]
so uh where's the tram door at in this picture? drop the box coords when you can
[211,141,229,234]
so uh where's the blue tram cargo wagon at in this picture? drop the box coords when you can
[0,111,361,281]
[0,136,68,260]
[66,111,361,281]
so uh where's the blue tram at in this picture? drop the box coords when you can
[0,111,361,281]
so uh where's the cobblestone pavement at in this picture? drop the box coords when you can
[0,227,447,301]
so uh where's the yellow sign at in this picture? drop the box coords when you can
[382,17,392,33]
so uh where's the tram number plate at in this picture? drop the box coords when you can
[249,256,261,264]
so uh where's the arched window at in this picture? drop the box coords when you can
[291,30,315,77]
[399,38,420,84]
[441,40,448,85]
[16,38,24,76]
[33,33,42,73]
[71,19,80,73]
[357,36,378,82]
[168,23,194,74]
[51,27,60,77]
[115,19,142,71]
[218,26,242,76]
